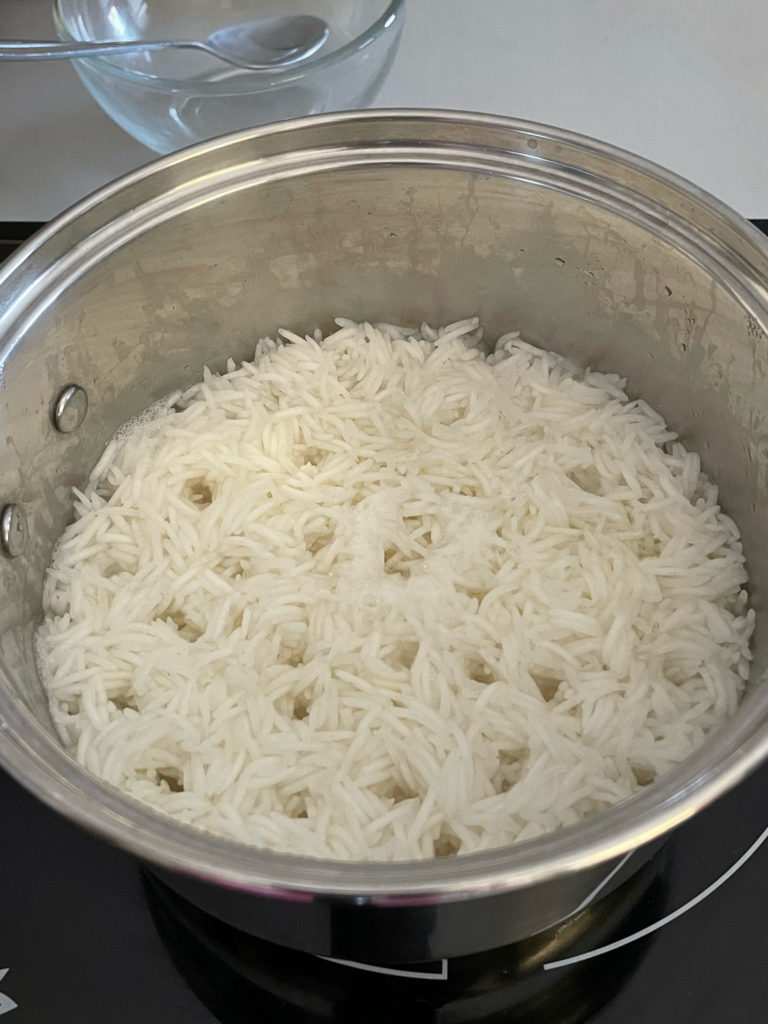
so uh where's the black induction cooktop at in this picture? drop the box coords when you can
[2,220,768,1024]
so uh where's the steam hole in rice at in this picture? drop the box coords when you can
[494,748,528,794]
[434,827,462,858]
[631,765,656,787]
[159,605,203,642]
[306,530,335,556]
[389,784,418,804]
[383,545,411,578]
[288,793,309,818]
[183,477,214,507]
[292,696,310,721]
[466,658,495,685]
[396,641,419,670]
[279,643,306,668]
[302,447,326,467]
[531,673,561,701]
[111,694,138,712]
[157,768,184,792]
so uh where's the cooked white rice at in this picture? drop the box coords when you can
[37,318,754,861]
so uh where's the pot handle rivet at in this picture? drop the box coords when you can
[1,504,28,558]
[53,384,88,433]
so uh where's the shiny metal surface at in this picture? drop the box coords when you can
[0,16,330,71]
[1,111,768,960]
[52,384,88,434]
[0,504,27,558]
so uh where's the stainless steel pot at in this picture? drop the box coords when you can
[2,111,768,964]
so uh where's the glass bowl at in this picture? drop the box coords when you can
[53,0,405,153]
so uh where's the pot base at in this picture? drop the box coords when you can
[144,850,667,1024]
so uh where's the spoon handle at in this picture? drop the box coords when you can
[0,39,189,61]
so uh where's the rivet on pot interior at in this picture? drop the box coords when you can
[1,504,28,558]
[53,384,88,433]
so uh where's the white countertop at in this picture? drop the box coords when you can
[2,0,768,221]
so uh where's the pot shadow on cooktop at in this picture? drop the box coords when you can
[143,849,668,1024]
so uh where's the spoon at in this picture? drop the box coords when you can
[0,15,330,72]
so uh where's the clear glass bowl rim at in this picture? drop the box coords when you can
[52,0,405,89]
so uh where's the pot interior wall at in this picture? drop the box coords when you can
[2,158,767,746]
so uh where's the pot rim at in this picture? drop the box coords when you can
[2,109,768,902]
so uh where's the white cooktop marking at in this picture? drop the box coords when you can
[544,820,768,970]
[318,956,449,980]
[0,969,18,1015]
